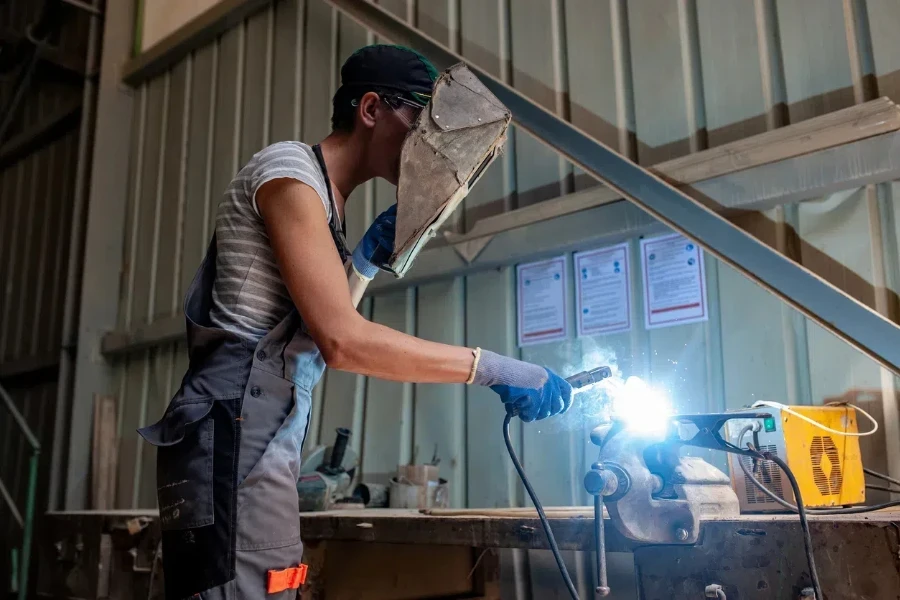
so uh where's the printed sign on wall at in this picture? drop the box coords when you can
[516,256,568,346]
[640,233,708,329]
[575,243,631,336]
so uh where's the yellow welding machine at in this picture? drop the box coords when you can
[723,405,866,512]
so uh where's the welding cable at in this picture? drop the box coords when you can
[502,412,580,600]
[751,401,878,437]
[866,484,900,495]
[864,467,900,488]
[733,426,822,600]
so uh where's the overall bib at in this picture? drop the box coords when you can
[138,146,350,599]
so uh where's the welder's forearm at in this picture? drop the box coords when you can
[328,317,474,384]
[345,260,370,309]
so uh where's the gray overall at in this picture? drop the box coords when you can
[138,145,349,599]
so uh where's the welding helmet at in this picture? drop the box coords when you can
[334,46,511,278]
[387,63,511,277]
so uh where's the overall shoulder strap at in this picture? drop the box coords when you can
[311,143,351,259]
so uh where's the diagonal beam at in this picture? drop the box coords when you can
[324,0,900,377]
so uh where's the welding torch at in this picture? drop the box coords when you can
[566,366,613,390]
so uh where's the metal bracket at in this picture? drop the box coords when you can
[671,411,772,456]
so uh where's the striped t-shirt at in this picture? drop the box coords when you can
[209,141,336,340]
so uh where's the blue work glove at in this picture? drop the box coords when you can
[351,204,397,279]
[471,349,573,422]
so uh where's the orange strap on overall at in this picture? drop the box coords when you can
[267,563,308,594]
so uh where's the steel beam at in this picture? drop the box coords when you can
[323,0,900,377]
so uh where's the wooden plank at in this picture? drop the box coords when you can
[91,395,118,510]
[269,0,304,142]
[508,0,570,207]
[775,0,855,123]
[240,6,273,164]
[362,290,414,484]
[179,45,216,299]
[446,98,900,247]
[319,541,477,598]
[101,315,184,356]
[297,509,621,551]
[155,60,189,322]
[413,280,465,507]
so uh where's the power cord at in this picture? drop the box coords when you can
[732,426,822,599]
[502,412,580,600]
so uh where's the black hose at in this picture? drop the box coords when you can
[733,426,822,599]
[865,467,900,488]
[503,412,580,600]
[762,452,823,600]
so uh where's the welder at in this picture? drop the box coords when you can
[137,44,572,599]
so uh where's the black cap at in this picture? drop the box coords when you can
[333,44,438,109]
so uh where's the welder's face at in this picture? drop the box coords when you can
[359,93,422,185]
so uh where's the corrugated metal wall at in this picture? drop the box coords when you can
[0,0,92,592]
[111,0,900,597]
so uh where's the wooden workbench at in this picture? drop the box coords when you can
[298,507,900,599]
[34,508,900,599]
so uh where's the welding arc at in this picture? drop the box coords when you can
[503,413,580,600]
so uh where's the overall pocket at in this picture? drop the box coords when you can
[138,398,215,531]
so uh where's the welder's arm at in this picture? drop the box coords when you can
[258,178,572,421]
[258,177,474,384]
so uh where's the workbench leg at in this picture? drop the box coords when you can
[300,541,327,599]
[471,548,501,600]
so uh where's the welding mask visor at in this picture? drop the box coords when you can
[386,63,512,277]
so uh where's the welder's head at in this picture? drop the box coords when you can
[331,44,437,185]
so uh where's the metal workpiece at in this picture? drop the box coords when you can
[322,0,900,377]
[585,422,740,547]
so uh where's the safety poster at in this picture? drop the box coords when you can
[574,243,631,336]
[639,233,708,329]
[516,255,568,346]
